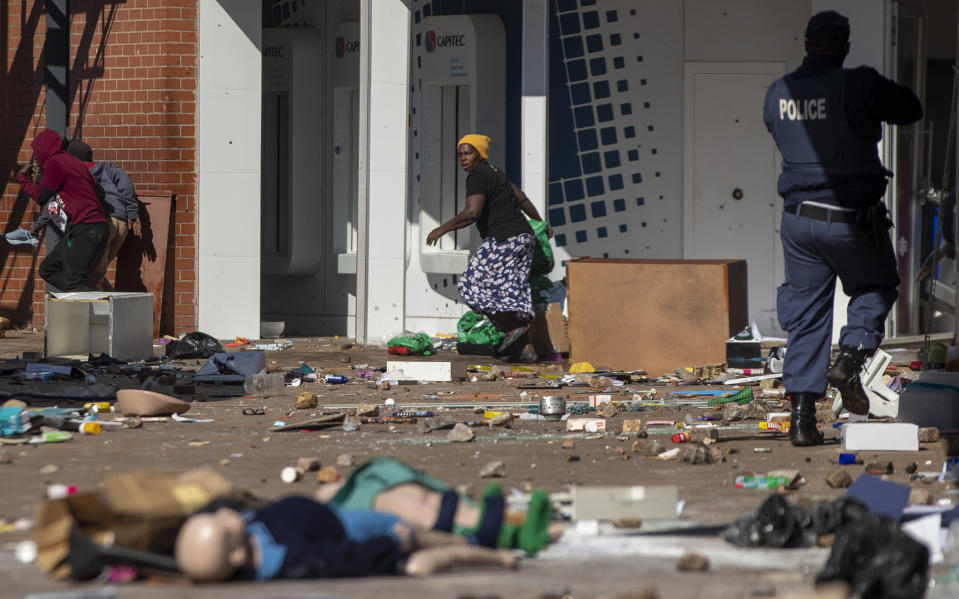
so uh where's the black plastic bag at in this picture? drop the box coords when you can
[722,495,870,549]
[815,515,929,599]
[721,494,813,548]
[164,332,224,360]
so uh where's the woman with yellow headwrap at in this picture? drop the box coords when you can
[426,134,552,363]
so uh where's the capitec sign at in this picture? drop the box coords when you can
[335,36,359,58]
[425,30,466,53]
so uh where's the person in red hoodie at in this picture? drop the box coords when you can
[17,129,108,291]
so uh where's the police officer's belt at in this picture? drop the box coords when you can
[784,203,858,224]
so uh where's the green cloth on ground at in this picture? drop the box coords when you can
[386,332,434,355]
[457,310,505,346]
[330,457,450,510]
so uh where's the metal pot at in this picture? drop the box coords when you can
[540,395,566,421]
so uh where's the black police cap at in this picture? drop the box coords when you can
[805,10,850,42]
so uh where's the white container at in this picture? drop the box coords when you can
[45,292,153,361]
[841,423,919,451]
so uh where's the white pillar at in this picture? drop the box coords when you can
[522,0,548,218]
[197,0,262,338]
[356,0,410,344]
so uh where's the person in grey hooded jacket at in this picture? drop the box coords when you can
[66,141,140,290]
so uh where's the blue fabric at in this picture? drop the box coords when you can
[458,233,535,322]
[327,504,402,544]
[245,520,287,580]
[241,496,406,579]
[777,209,898,394]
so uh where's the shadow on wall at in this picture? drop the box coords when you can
[0,1,121,324]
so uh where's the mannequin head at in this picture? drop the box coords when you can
[175,507,248,581]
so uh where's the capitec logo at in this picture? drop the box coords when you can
[335,36,358,58]
[425,30,466,52]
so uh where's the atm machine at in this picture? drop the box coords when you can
[261,28,324,276]
[331,22,360,276]
[417,15,506,274]
[406,14,506,333]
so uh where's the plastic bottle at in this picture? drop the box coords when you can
[29,431,73,444]
[324,374,349,384]
[671,432,690,443]
[243,372,285,396]
[78,421,101,435]
[734,475,790,489]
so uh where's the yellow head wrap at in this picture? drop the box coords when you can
[457,134,491,160]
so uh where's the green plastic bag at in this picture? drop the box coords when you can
[386,332,434,356]
[529,219,554,276]
[530,274,552,306]
[457,310,505,346]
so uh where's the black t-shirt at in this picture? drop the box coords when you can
[466,162,533,242]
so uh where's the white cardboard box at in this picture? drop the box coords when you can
[44,292,154,361]
[841,422,919,451]
[385,360,466,382]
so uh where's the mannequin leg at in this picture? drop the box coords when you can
[404,545,518,576]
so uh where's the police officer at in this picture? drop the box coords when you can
[763,11,922,446]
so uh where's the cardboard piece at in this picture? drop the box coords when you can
[34,468,248,579]
[566,258,748,373]
[269,412,346,432]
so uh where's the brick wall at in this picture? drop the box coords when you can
[0,1,198,333]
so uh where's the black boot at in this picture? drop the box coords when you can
[827,346,871,416]
[789,393,823,446]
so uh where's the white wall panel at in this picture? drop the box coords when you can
[197,0,261,338]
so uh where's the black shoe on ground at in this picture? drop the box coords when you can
[789,392,823,446]
[827,347,870,416]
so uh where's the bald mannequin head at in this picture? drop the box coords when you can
[175,507,249,582]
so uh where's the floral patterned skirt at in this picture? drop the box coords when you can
[457,233,535,322]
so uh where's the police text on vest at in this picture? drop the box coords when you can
[779,98,827,121]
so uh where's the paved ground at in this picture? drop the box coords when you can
[0,330,957,598]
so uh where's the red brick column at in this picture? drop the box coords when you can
[0,1,198,333]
